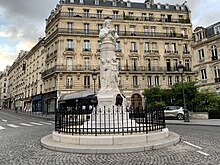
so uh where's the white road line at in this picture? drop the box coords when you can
[29,122,43,126]
[7,124,20,128]
[183,141,203,150]
[197,151,210,156]
[39,122,53,125]
[0,126,5,130]
[20,123,33,127]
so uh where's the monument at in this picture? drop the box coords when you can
[97,19,125,109]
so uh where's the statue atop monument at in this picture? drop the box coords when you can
[98,19,120,93]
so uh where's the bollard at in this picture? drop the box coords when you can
[184,109,190,122]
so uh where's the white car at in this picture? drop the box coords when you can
[163,106,185,120]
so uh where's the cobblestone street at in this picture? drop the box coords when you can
[0,110,220,165]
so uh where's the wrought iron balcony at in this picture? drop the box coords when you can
[45,28,188,43]
[212,56,218,61]
[59,12,190,24]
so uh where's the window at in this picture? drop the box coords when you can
[4,83,6,87]
[155,76,160,85]
[66,57,73,70]
[112,0,117,6]
[146,2,150,9]
[84,57,90,70]
[131,58,138,70]
[146,59,151,71]
[144,42,150,52]
[147,76,152,86]
[83,9,89,17]
[67,39,73,50]
[84,76,90,88]
[97,40,101,51]
[144,26,149,35]
[112,11,119,19]
[116,58,121,70]
[168,76,172,86]
[130,25,135,35]
[131,42,137,52]
[198,49,204,60]
[114,25,120,34]
[170,43,177,52]
[200,69,207,80]
[97,10,102,18]
[66,76,73,88]
[187,76,191,82]
[152,43,157,51]
[173,59,178,70]
[98,24,103,32]
[157,4,161,9]
[142,13,147,20]
[211,45,218,60]
[116,41,120,51]
[165,43,170,53]
[133,76,139,86]
[80,0,84,4]
[214,66,220,79]
[214,24,220,34]
[163,27,168,37]
[161,14,165,22]
[151,27,156,36]
[127,1,131,7]
[83,40,90,51]
[68,8,74,16]
[175,76,179,83]
[67,22,73,32]
[184,60,190,71]
[95,0,99,5]
[84,23,89,34]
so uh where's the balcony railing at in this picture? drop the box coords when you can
[41,65,192,78]
[45,28,188,43]
[59,12,190,24]
[212,56,218,61]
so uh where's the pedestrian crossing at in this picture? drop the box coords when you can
[0,121,54,130]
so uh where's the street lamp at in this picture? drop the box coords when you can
[177,61,190,122]
[92,69,97,95]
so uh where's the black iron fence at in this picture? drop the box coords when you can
[55,106,165,136]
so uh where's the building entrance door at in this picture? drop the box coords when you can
[131,93,142,111]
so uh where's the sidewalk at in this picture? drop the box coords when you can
[166,119,220,127]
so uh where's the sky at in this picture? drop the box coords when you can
[0,0,219,71]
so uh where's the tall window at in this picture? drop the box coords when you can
[133,76,139,86]
[168,76,172,86]
[67,39,73,50]
[116,58,121,70]
[170,43,177,52]
[66,57,73,70]
[131,58,138,70]
[112,11,119,19]
[130,25,135,35]
[198,49,204,60]
[83,40,90,51]
[183,44,188,53]
[114,25,120,34]
[184,59,190,71]
[83,9,89,17]
[175,76,179,83]
[67,22,73,32]
[84,57,90,70]
[66,76,73,88]
[95,0,99,5]
[152,42,157,51]
[97,40,101,51]
[200,69,207,80]
[97,10,102,18]
[214,66,220,78]
[146,59,151,71]
[84,76,90,88]
[164,27,168,37]
[116,41,120,51]
[151,27,156,36]
[155,76,160,85]
[165,43,170,53]
[144,42,150,52]
[68,8,74,16]
[173,59,178,70]
[211,45,218,60]
[131,42,137,52]
[97,24,103,32]
[147,76,152,86]
[144,26,148,35]
[84,23,89,34]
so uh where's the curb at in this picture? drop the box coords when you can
[41,132,180,154]
[166,122,220,127]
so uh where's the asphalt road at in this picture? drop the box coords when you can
[0,109,219,165]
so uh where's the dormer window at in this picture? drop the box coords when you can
[70,0,74,3]
[176,4,180,10]
[157,3,161,9]
[80,0,84,4]
[181,5,185,11]
[146,2,150,9]
[127,0,131,7]
[95,0,99,5]
[214,24,220,34]
[165,3,169,9]
[113,0,117,6]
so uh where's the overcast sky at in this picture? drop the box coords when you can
[0,0,219,71]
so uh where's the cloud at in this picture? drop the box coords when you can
[0,44,17,70]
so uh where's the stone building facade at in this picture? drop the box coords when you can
[0,66,10,109]
[6,0,195,112]
[193,21,220,94]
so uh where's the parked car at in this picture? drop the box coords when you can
[163,106,185,120]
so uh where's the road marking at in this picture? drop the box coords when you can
[29,122,43,126]
[7,124,20,128]
[20,123,33,127]
[39,122,53,125]
[183,141,203,150]
[197,151,210,156]
[0,126,5,130]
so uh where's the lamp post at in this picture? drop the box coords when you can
[92,69,97,95]
[177,61,190,122]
